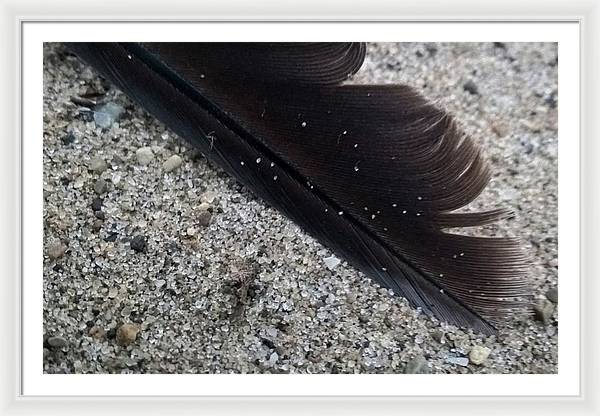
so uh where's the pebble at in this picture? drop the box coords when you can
[198,210,212,227]
[491,121,509,138]
[198,202,211,212]
[116,323,140,346]
[136,147,155,166]
[163,155,183,172]
[47,336,69,348]
[404,355,430,374]
[130,235,147,252]
[268,351,279,366]
[323,255,341,270]
[47,242,66,260]
[432,330,446,344]
[520,119,542,133]
[93,102,124,129]
[446,356,469,367]
[200,191,218,204]
[155,279,166,288]
[469,346,491,365]
[92,219,103,232]
[545,287,558,303]
[91,197,103,212]
[88,157,107,173]
[534,299,555,323]
[463,80,479,95]
[88,326,106,339]
[62,132,76,145]
[94,178,108,195]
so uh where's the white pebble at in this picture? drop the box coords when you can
[323,255,341,270]
[469,346,491,365]
[163,155,183,172]
[136,147,154,166]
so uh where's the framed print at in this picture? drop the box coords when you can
[1,0,599,415]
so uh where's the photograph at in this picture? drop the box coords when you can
[42,41,558,375]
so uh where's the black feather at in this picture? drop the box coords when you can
[66,42,532,334]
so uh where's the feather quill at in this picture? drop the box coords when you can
[67,42,532,334]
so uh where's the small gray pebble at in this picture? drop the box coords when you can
[94,178,108,195]
[130,235,147,252]
[88,326,106,339]
[47,336,69,348]
[404,355,430,374]
[91,219,103,232]
[94,102,124,129]
[88,157,107,173]
[163,155,183,172]
[432,330,446,344]
[47,242,66,260]
[446,356,469,367]
[546,287,558,303]
[91,197,103,212]
[463,80,479,95]
[534,299,555,323]
[198,210,212,227]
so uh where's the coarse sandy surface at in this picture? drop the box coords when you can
[43,42,558,374]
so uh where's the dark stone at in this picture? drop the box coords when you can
[104,232,118,242]
[198,210,212,227]
[545,91,558,108]
[94,210,105,220]
[106,328,117,339]
[546,287,558,303]
[91,197,103,212]
[493,42,506,49]
[130,235,147,252]
[261,338,275,349]
[463,80,479,95]
[61,132,76,145]
[415,50,424,58]
[424,43,438,56]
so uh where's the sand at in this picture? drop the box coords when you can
[43,42,558,374]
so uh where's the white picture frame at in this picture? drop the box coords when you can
[2,0,599,414]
